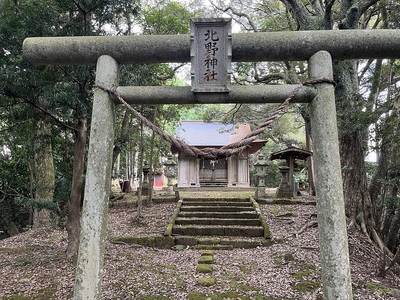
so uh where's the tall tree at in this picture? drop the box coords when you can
[0,0,141,258]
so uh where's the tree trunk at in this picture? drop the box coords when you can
[304,120,315,195]
[385,205,400,253]
[32,120,55,229]
[333,59,374,231]
[112,108,131,171]
[147,109,156,206]
[136,113,145,218]
[0,211,20,236]
[66,118,87,259]
[368,148,387,230]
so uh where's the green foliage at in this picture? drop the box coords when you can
[14,197,59,212]
[143,1,192,34]
[0,0,142,235]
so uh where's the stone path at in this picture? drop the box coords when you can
[167,196,271,249]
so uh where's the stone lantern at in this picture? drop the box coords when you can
[141,161,150,196]
[254,154,268,199]
[163,154,177,193]
[276,165,295,198]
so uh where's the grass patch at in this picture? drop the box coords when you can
[239,265,252,274]
[161,264,177,270]
[142,294,173,300]
[230,282,261,292]
[14,257,33,266]
[188,292,294,300]
[364,282,393,297]
[269,206,281,215]
[292,281,320,292]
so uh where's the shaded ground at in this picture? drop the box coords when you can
[0,190,399,299]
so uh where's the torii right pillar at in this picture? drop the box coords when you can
[309,51,353,299]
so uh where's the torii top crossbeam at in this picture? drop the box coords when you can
[24,29,400,65]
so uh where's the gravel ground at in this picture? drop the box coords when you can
[0,192,399,299]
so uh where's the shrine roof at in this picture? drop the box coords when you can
[270,146,313,161]
[175,121,255,146]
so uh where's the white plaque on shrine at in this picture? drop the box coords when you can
[190,18,232,93]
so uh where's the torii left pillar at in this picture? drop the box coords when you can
[73,55,119,299]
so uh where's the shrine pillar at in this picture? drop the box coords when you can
[309,51,352,299]
[73,55,118,300]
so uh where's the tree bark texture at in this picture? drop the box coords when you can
[66,118,87,259]
[33,120,55,229]
[281,0,378,232]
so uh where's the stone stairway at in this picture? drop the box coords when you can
[165,197,271,249]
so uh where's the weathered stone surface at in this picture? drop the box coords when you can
[73,55,118,300]
[24,30,400,66]
[309,51,352,299]
[155,236,175,249]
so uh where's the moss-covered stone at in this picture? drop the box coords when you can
[198,255,214,264]
[112,236,156,247]
[197,263,213,273]
[292,281,320,292]
[155,236,175,249]
[201,250,214,256]
[175,236,198,246]
[197,277,216,286]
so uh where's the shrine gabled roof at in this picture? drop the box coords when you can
[270,146,313,161]
[175,121,253,146]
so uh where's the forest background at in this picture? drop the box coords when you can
[0,0,399,262]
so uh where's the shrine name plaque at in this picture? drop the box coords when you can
[190,18,232,93]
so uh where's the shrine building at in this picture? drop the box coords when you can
[171,121,266,188]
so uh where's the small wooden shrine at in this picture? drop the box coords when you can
[270,146,313,197]
[171,121,266,188]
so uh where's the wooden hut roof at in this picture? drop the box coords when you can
[270,146,313,161]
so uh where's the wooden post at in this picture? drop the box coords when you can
[73,55,118,300]
[309,51,353,299]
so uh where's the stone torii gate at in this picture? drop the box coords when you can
[23,28,400,300]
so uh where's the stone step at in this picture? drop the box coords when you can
[182,197,249,202]
[178,211,259,219]
[175,217,262,226]
[180,205,254,212]
[172,225,264,237]
[181,201,253,207]
[200,182,227,187]
[175,236,265,248]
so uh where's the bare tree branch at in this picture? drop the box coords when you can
[310,0,324,15]
[156,63,187,82]
[280,0,313,29]
[359,0,380,17]
[208,0,259,32]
